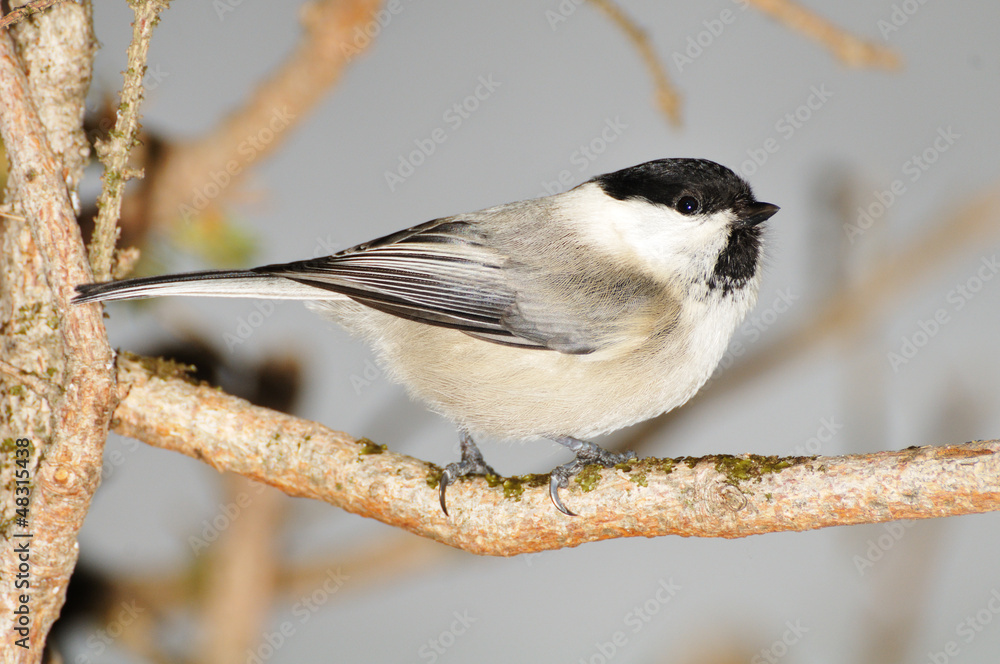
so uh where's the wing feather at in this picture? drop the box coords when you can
[256,218,528,340]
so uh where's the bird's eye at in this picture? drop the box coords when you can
[676,196,700,215]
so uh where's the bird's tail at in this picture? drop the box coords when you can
[73,269,329,304]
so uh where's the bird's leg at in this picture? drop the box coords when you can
[439,431,498,516]
[548,437,637,516]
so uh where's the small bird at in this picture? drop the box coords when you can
[74,158,778,516]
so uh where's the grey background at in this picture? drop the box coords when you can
[71,1,1000,662]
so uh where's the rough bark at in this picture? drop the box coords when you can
[112,354,1000,557]
[0,3,115,661]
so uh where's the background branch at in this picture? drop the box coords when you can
[588,0,681,127]
[748,0,901,69]
[111,354,1000,557]
[144,0,382,232]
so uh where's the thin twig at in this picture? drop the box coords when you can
[111,354,1000,557]
[0,0,68,30]
[748,0,901,69]
[89,0,170,281]
[588,0,681,127]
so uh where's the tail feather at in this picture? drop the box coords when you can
[73,269,333,304]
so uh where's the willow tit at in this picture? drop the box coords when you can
[74,158,778,516]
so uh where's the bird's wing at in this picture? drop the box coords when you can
[257,218,546,349]
[263,215,678,355]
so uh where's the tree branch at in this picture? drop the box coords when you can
[145,0,382,230]
[588,0,681,127]
[0,0,69,31]
[0,3,115,660]
[199,476,284,664]
[748,0,901,69]
[111,354,1000,557]
[88,0,169,281]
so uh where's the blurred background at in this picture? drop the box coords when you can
[55,1,1000,662]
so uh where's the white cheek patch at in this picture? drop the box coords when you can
[556,185,638,255]
[550,185,740,283]
[613,204,734,276]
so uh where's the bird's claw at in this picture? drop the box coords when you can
[439,433,636,517]
[548,461,583,516]
[439,433,497,516]
[548,438,638,517]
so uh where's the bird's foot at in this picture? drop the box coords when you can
[439,432,498,516]
[549,437,637,516]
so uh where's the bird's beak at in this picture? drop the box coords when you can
[741,202,780,227]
